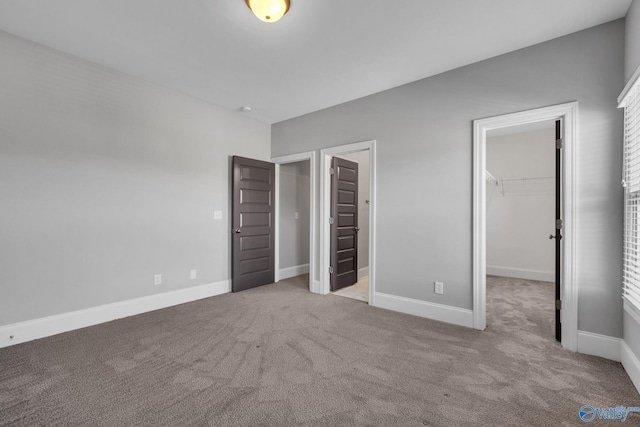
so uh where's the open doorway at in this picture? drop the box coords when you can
[277,161,311,287]
[485,121,557,339]
[272,151,317,293]
[320,140,377,305]
[472,102,578,351]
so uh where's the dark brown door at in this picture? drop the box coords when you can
[552,120,563,342]
[330,157,359,291]
[232,156,275,292]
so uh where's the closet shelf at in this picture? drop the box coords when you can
[485,170,498,186]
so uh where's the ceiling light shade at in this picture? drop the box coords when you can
[246,0,290,23]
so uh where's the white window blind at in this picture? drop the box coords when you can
[622,79,640,311]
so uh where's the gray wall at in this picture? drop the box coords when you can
[486,128,555,281]
[272,21,625,338]
[279,161,310,269]
[340,151,370,273]
[624,1,640,362]
[626,0,640,81]
[0,31,270,326]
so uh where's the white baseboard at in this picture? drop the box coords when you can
[577,330,622,362]
[487,265,554,282]
[622,340,640,395]
[358,266,369,281]
[279,264,310,280]
[0,280,230,349]
[373,292,473,328]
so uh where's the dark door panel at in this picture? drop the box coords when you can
[232,156,275,292]
[331,157,359,291]
[554,120,562,342]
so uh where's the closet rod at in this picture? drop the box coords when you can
[500,176,554,182]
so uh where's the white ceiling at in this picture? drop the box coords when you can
[0,0,632,123]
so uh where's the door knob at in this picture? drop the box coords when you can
[549,234,562,240]
[234,229,241,234]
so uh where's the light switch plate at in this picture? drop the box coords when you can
[214,211,222,220]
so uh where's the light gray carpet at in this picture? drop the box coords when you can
[1,275,637,426]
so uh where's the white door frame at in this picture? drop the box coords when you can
[472,102,578,351]
[320,140,377,304]
[271,151,318,293]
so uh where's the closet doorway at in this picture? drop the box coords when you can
[277,160,311,286]
[272,151,317,293]
[485,120,558,339]
[472,102,578,351]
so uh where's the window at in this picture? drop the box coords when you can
[622,74,640,311]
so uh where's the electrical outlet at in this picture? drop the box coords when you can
[214,211,222,220]
[190,269,197,280]
[294,212,299,220]
[435,281,444,295]
[154,274,162,286]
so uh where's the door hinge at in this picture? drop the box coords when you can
[556,138,563,149]
[329,266,334,274]
[556,219,563,230]
[329,216,334,224]
[329,167,335,175]
[556,299,562,310]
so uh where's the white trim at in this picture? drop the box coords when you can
[279,263,310,280]
[358,266,369,281]
[311,280,321,294]
[622,340,640,394]
[271,151,317,293]
[473,102,578,352]
[0,280,230,348]
[577,330,622,362]
[320,140,377,304]
[320,152,331,295]
[274,163,280,283]
[486,266,554,283]
[625,299,640,326]
[374,292,474,328]
[618,64,640,107]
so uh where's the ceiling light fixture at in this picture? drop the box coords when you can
[245,0,290,23]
